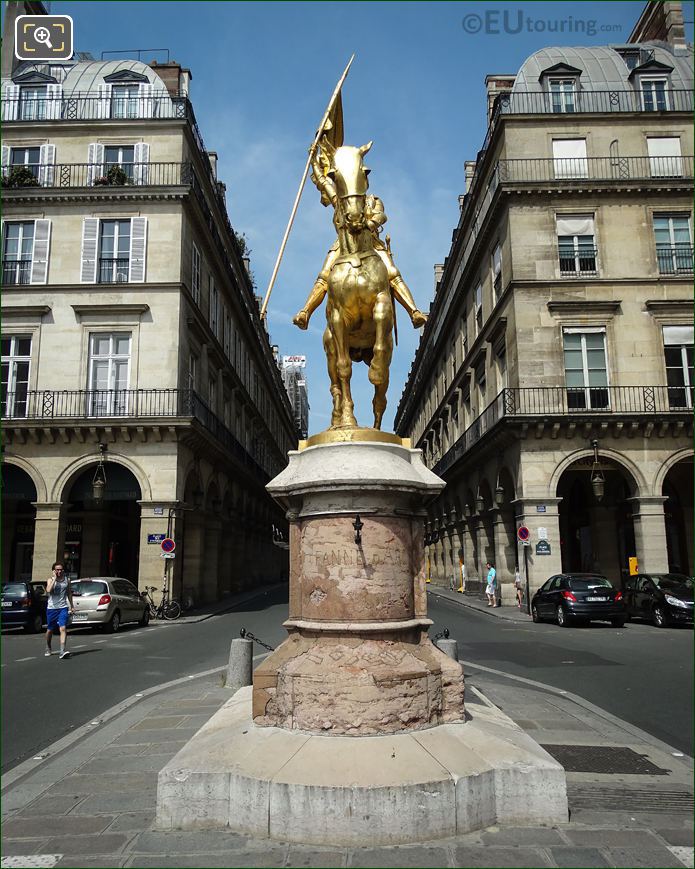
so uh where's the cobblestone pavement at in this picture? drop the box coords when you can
[2,616,693,868]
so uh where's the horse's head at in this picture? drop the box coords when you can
[324,141,372,233]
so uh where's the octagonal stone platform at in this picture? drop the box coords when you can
[156,686,568,845]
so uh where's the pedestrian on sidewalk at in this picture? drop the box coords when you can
[485,561,497,607]
[45,562,74,660]
[514,568,523,609]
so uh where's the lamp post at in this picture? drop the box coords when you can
[91,443,108,502]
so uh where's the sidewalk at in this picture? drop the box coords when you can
[427,583,532,623]
[2,651,692,867]
[148,582,287,626]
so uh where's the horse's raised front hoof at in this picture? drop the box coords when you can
[411,309,427,328]
[293,310,309,330]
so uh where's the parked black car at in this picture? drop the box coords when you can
[532,573,625,628]
[623,573,694,628]
[1,580,48,632]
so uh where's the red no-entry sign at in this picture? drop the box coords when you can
[161,537,176,554]
[517,526,530,542]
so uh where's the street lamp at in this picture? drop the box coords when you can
[590,439,606,503]
[475,491,485,515]
[463,503,472,519]
[494,484,505,507]
[91,443,107,502]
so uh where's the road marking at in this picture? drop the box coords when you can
[15,657,36,662]
[1,856,62,868]
[71,644,86,649]
[669,846,694,868]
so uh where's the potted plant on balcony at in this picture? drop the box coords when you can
[1,166,40,188]
[93,165,130,187]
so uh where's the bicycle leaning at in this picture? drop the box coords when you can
[140,584,182,621]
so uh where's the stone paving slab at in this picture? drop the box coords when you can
[285,847,347,867]
[604,847,687,868]
[349,846,451,866]
[549,846,611,867]
[451,846,552,866]
[2,815,115,839]
[40,832,135,855]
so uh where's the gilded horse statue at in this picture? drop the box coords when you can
[293,137,427,430]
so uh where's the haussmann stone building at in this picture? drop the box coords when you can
[395,2,694,603]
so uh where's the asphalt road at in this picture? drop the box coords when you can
[2,587,692,772]
[428,595,694,756]
[1,587,289,773]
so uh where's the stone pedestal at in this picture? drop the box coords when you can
[253,436,463,735]
[157,434,568,844]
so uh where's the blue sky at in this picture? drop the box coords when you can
[38,1,695,433]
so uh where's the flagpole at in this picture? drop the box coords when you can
[259,54,354,321]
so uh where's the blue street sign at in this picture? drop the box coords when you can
[147,534,166,544]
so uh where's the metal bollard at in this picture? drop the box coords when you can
[436,637,459,661]
[226,637,253,691]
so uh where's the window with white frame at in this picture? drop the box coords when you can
[647,137,682,178]
[10,146,40,179]
[549,79,577,112]
[19,85,46,121]
[88,332,131,415]
[2,221,34,285]
[491,244,502,301]
[562,329,609,410]
[460,310,468,360]
[209,277,219,336]
[663,325,694,409]
[557,214,597,276]
[640,78,669,111]
[474,284,483,335]
[653,213,693,274]
[111,84,139,119]
[552,138,588,179]
[98,219,131,283]
[188,352,198,391]
[191,242,201,304]
[104,145,135,181]
[1,335,31,418]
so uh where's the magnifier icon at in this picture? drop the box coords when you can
[34,26,53,49]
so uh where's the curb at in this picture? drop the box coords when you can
[428,586,530,622]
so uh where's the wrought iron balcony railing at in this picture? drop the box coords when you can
[432,386,693,476]
[1,388,270,482]
[558,247,598,277]
[492,89,693,120]
[97,258,131,284]
[497,155,694,184]
[1,161,192,190]
[1,260,32,285]
[656,246,695,275]
[2,92,192,123]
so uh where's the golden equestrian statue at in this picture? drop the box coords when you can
[259,57,427,431]
[292,137,427,429]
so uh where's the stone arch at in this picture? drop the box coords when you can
[2,455,47,502]
[654,448,695,495]
[51,451,151,503]
[550,447,645,499]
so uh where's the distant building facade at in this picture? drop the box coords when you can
[1,7,298,603]
[280,356,309,440]
[395,3,694,601]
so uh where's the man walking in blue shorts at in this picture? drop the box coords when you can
[45,561,74,659]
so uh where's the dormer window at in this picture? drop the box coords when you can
[20,85,47,121]
[628,59,674,112]
[640,78,669,111]
[111,84,140,119]
[539,63,582,114]
[549,79,576,113]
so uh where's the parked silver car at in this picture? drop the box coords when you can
[70,577,149,633]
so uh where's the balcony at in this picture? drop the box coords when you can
[1,161,191,190]
[3,92,192,124]
[2,260,32,285]
[432,386,693,476]
[1,388,271,482]
[492,89,693,120]
[657,246,694,275]
[497,155,694,184]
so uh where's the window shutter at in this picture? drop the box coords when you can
[46,83,63,120]
[2,85,19,121]
[133,142,150,184]
[30,219,52,284]
[38,143,56,187]
[552,138,588,178]
[87,142,104,186]
[80,218,99,283]
[97,83,112,119]
[647,137,682,177]
[663,325,694,346]
[1,145,9,179]
[129,217,147,282]
[139,83,154,118]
